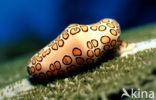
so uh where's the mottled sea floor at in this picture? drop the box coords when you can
[0,23,156,100]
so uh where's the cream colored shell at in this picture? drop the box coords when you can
[27,18,121,78]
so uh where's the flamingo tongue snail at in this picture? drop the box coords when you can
[26,18,136,78]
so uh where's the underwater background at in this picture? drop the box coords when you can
[0,0,156,63]
[0,0,156,99]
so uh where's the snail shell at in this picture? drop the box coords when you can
[27,18,121,78]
